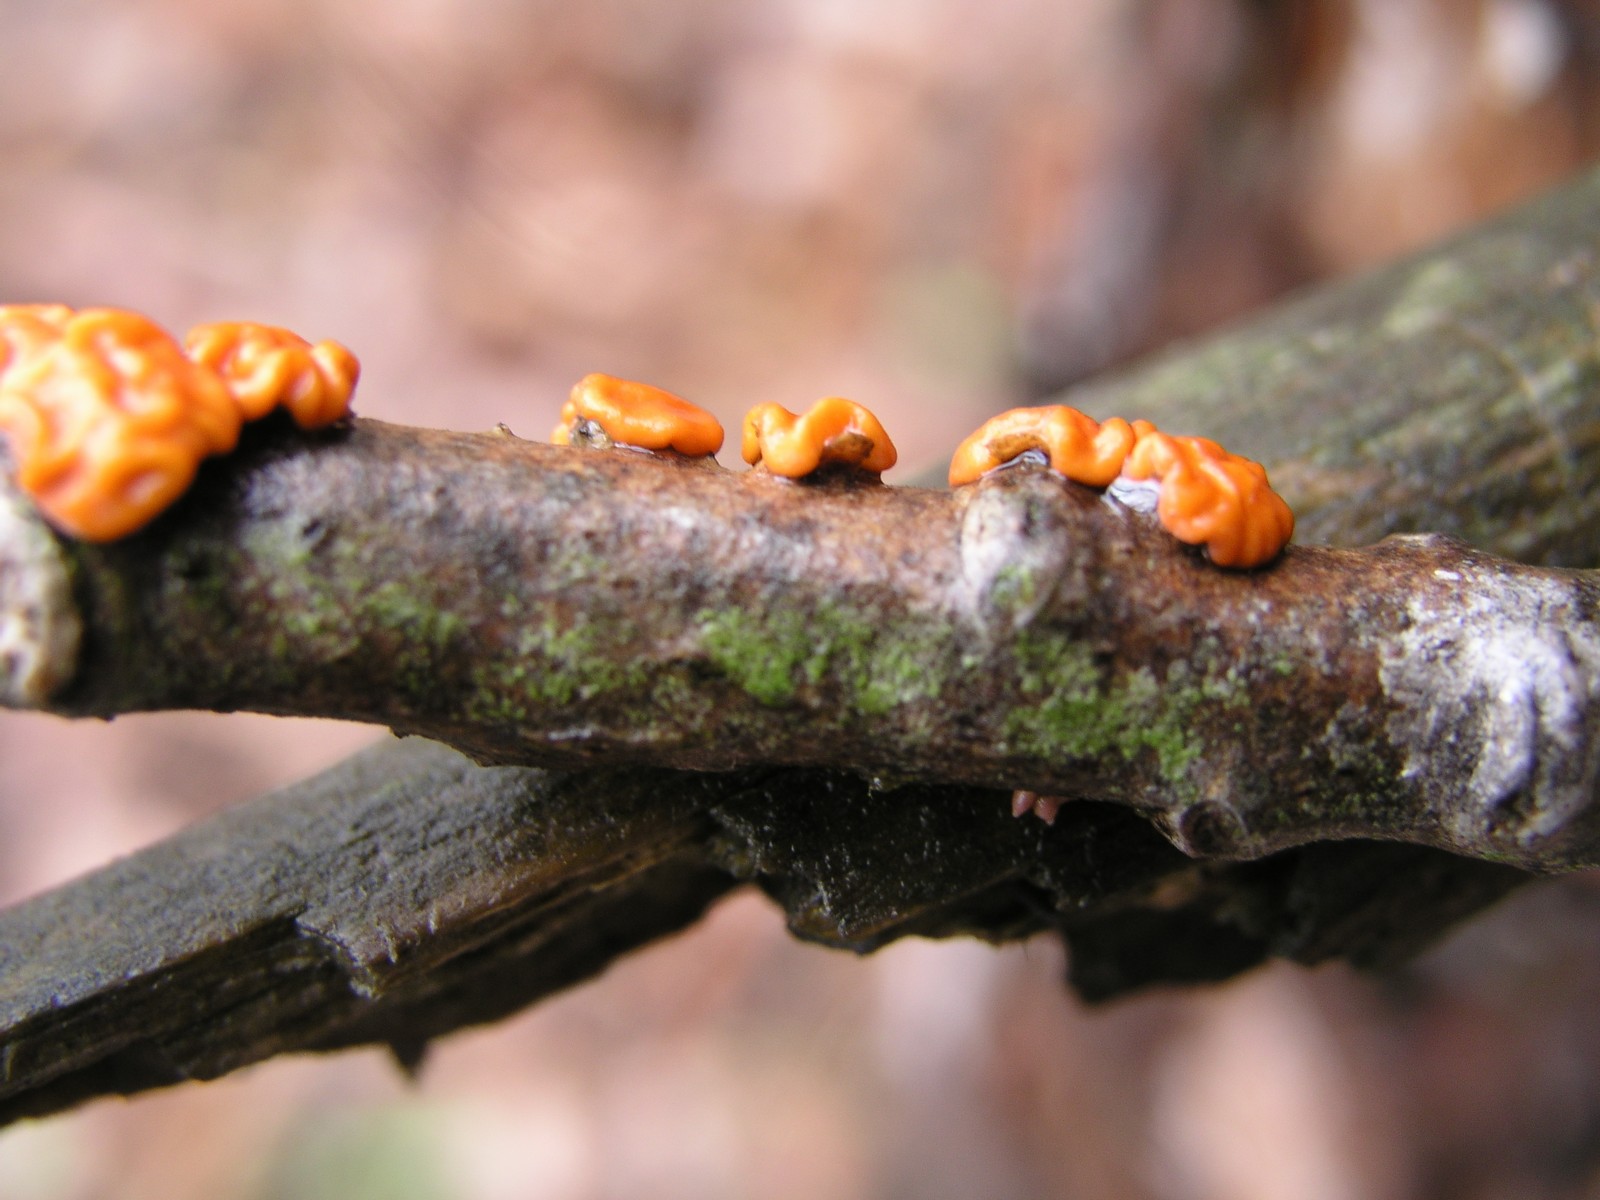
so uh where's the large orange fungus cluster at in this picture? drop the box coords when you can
[949,405,1293,569]
[0,306,357,541]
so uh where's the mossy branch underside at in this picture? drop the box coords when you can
[4,168,1600,1122]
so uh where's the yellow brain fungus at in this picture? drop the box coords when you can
[948,406,1293,568]
[552,373,725,457]
[948,405,1135,489]
[0,306,358,542]
[185,321,359,430]
[741,397,897,478]
[1121,421,1295,570]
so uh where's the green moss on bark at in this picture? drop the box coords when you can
[1000,635,1250,790]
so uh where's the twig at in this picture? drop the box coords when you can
[4,165,1600,1122]
[4,420,1599,869]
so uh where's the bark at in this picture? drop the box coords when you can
[0,736,1521,1126]
[0,738,737,1124]
[2,166,1600,1122]
[7,402,1600,872]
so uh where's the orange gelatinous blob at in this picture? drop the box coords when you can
[0,307,243,541]
[552,373,724,456]
[0,305,74,374]
[948,405,1136,488]
[740,397,897,477]
[1121,420,1294,568]
[185,321,359,429]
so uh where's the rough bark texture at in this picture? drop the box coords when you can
[18,406,1600,872]
[3,168,1600,1123]
[0,739,740,1124]
[0,736,1525,1126]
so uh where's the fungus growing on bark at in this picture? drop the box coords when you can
[0,306,360,542]
[948,405,1135,488]
[1121,420,1294,569]
[949,407,1293,569]
[0,306,244,541]
[552,373,724,457]
[185,321,359,430]
[741,397,897,478]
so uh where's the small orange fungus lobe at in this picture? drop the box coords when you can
[1121,421,1295,569]
[948,405,1135,488]
[740,397,897,478]
[552,373,724,457]
[184,321,359,430]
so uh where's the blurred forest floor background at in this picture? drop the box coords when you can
[4,1,1600,1198]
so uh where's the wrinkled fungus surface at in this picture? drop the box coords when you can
[185,321,359,430]
[552,373,724,456]
[949,405,1134,488]
[741,397,897,477]
[0,306,358,541]
[0,307,242,541]
[950,405,1293,568]
[1122,420,1295,569]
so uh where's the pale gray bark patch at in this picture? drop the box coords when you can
[0,488,78,708]
[1378,538,1600,856]
[956,475,1092,631]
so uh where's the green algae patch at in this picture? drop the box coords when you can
[1382,259,1478,339]
[480,616,653,711]
[699,607,816,706]
[697,602,946,717]
[987,560,1043,618]
[1002,635,1250,787]
[360,582,467,652]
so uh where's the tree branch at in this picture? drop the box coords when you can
[6,409,1600,870]
[4,166,1600,1122]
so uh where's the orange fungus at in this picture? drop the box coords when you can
[0,304,75,374]
[0,306,359,542]
[1121,421,1294,569]
[948,405,1135,488]
[185,321,359,430]
[949,406,1292,568]
[741,397,897,478]
[0,308,242,541]
[552,373,724,457]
